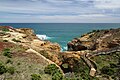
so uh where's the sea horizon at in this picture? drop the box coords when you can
[0,22,120,24]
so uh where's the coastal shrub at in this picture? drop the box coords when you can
[2,28,9,32]
[100,66,114,76]
[44,64,63,80]
[31,74,42,80]
[12,38,21,42]
[110,63,117,68]
[6,59,13,64]
[3,48,12,58]
[3,48,10,52]
[0,61,7,74]
[44,64,58,75]
[0,61,15,75]
[7,66,15,75]
[3,40,8,42]
[52,70,63,80]
[92,30,97,32]
[69,58,99,80]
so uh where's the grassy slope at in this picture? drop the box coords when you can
[91,52,120,80]
[0,41,52,80]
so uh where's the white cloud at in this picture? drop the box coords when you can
[45,0,73,4]
[94,0,120,9]
[29,0,38,1]
[0,0,120,23]
[1,14,119,23]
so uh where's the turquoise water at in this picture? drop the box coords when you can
[0,23,120,51]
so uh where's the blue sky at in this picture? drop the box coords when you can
[0,0,120,23]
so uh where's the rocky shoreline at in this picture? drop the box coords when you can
[0,26,120,80]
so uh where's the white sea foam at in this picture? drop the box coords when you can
[61,46,68,51]
[61,48,63,52]
[36,34,51,40]
[63,46,68,51]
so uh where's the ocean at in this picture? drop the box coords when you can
[0,23,120,51]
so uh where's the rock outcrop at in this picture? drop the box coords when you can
[0,26,63,80]
[0,26,120,80]
[66,28,120,78]
[0,26,61,51]
[68,28,120,51]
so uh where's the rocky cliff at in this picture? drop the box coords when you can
[0,26,120,80]
[65,28,120,79]
[67,28,120,51]
[0,26,63,80]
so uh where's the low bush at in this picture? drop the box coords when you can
[110,63,117,68]
[6,59,13,64]
[31,74,42,80]
[3,48,12,58]
[12,38,21,42]
[7,66,15,75]
[44,64,63,80]
[0,61,7,74]
[100,66,114,76]
[52,70,63,80]
[0,61,15,75]
[44,64,58,75]
[2,28,9,32]
[3,40,8,42]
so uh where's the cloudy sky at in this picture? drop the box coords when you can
[0,0,120,23]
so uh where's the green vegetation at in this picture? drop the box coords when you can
[80,29,100,37]
[7,66,15,75]
[44,64,58,75]
[72,59,97,80]
[80,34,86,37]
[31,74,42,80]
[0,27,120,80]
[1,28,9,32]
[3,48,12,58]
[0,61,7,74]
[12,38,21,42]
[0,42,50,80]
[100,66,114,76]
[91,52,120,79]
[3,40,8,42]
[62,58,99,80]
[0,61,15,75]
[6,59,13,64]
[44,64,63,80]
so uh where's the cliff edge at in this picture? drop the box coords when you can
[0,26,120,80]
[0,26,63,80]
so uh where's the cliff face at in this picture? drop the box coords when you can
[0,26,120,80]
[65,28,120,79]
[67,28,120,51]
[0,26,62,80]
[0,27,61,51]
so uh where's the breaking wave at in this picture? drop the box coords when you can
[36,34,52,40]
[61,46,68,51]
[63,46,68,51]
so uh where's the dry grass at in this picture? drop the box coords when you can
[0,42,52,80]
